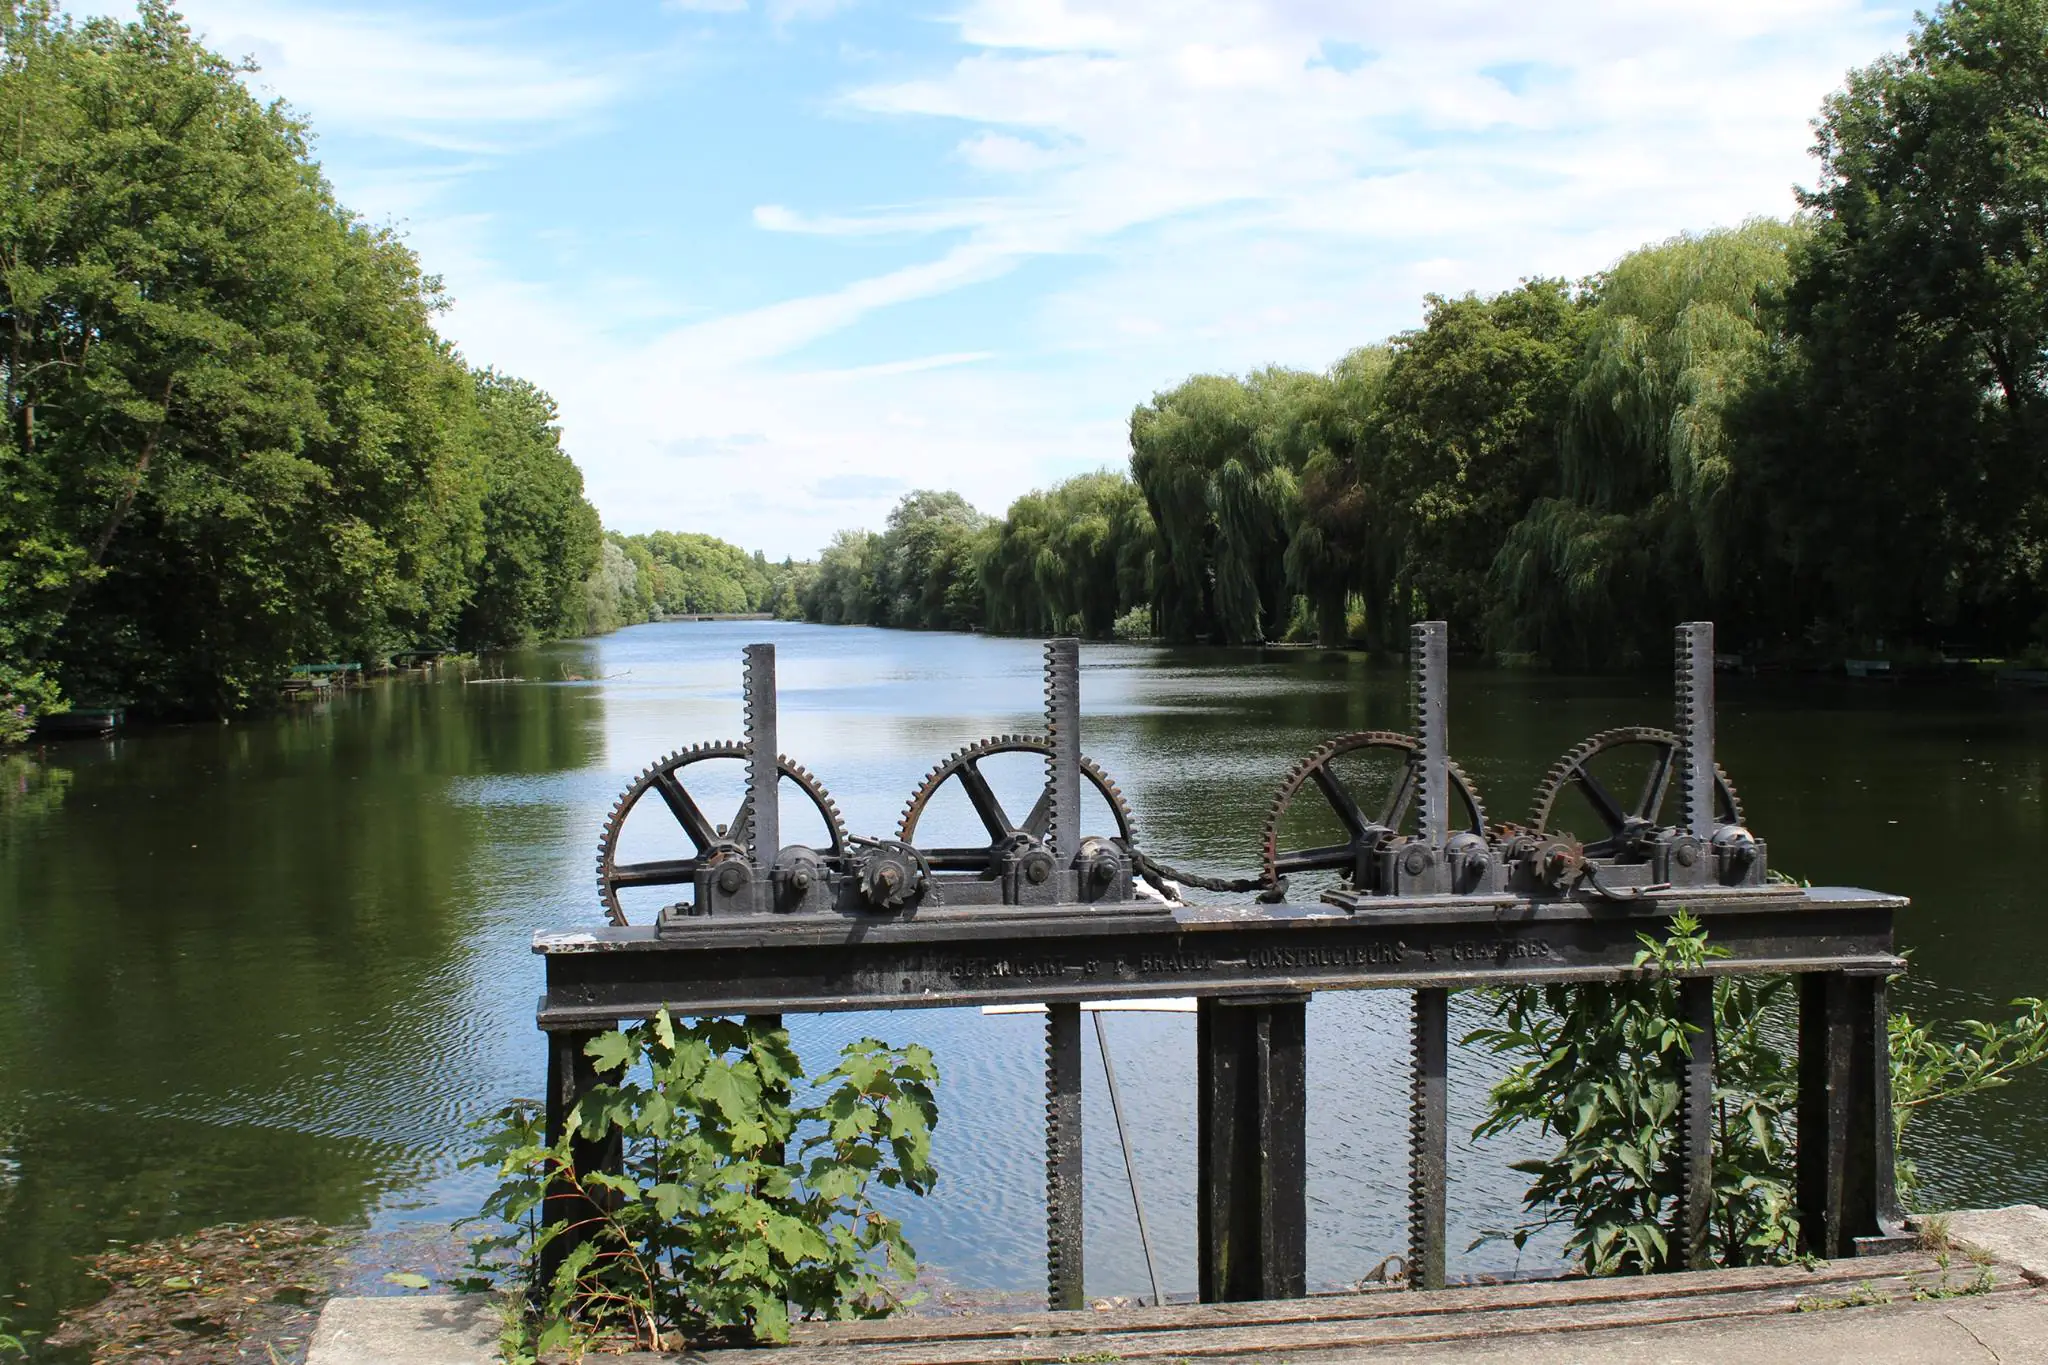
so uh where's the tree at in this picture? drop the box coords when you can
[1763,0,2048,649]
[0,1,510,713]
[979,473,1154,637]
[802,529,883,625]
[1282,346,1399,648]
[1379,280,1588,648]
[459,372,600,647]
[1129,370,1307,643]
[1492,225,1802,665]
[875,489,990,630]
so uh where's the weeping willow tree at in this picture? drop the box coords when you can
[979,472,1155,637]
[1129,370,1308,643]
[1491,224,1803,665]
[1281,346,1404,648]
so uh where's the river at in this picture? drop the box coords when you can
[2,620,2044,1337]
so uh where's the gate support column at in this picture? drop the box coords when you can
[1198,994,1308,1302]
[540,1026,623,1300]
[1798,970,1906,1258]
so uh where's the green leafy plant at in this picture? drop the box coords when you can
[1473,912,2048,1276]
[1889,997,2048,1203]
[1468,910,1802,1274]
[0,1315,23,1359]
[466,1013,938,1358]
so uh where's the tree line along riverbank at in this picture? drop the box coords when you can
[9,0,2048,743]
[787,0,2048,668]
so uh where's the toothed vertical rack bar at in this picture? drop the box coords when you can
[1408,986,1448,1290]
[1046,638,1083,866]
[1676,978,1715,1270]
[743,642,778,865]
[1412,622,1449,850]
[1045,1001,1085,1310]
[1675,622,1715,841]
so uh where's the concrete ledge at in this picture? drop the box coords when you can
[306,1293,500,1364]
[1925,1204,2048,1281]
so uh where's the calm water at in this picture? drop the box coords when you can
[3,621,2045,1335]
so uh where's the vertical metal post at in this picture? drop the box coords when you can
[1676,977,1716,1270]
[1866,975,1904,1238]
[1412,622,1449,852]
[1045,1001,1085,1310]
[1675,622,1716,839]
[1046,639,1082,866]
[539,1027,619,1301]
[1095,1011,1164,1307]
[1407,987,1449,1290]
[743,643,779,864]
[1198,995,1308,1303]
[1797,971,1893,1258]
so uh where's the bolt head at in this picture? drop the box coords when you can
[1675,842,1698,868]
[1092,857,1115,884]
[876,865,900,892]
[1025,858,1050,885]
[790,869,812,891]
[1403,846,1429,876]
[716,862,746,893]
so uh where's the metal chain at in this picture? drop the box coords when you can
[1123,844,1269,897]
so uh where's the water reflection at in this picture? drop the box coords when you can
[0,657,603,1330]
[0,622,2044,1336]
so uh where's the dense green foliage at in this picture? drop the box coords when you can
[0,2,688,736]
[1890,997,2048,1200]
[624,530,804,620]
[1468,912,1802,1274]
[797,490,991,630]
[1472,914,2048,1276]
[789,0,2048,659]
[467,1013,937,1356]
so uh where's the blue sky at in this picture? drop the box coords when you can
[143,0,1914,558]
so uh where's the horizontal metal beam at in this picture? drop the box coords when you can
[536,887,1902,1027]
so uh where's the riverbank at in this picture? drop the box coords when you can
[298,1207,2048,1364]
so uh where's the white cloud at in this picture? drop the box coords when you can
[165,0,632,156]
[167,0,1918,560]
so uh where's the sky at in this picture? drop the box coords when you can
[133,0,1915,559]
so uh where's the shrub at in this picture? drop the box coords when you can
[466,1013,938,1357]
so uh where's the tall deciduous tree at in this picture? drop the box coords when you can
[1380,280,1588,648]
[1765,0,2048,648]
[0,2,607,725]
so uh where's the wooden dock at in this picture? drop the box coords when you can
[660,1251,2038,1363]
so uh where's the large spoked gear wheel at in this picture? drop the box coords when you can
[597,742,847,925]
[897,734,1136,875]
[1528,726,1743,857]
[1261,731,1488,888]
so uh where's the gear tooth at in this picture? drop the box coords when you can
[1718,765,1745,827]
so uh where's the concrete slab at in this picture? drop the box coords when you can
[1929,1204,2048,1281]
[1284,1293,2048,1362]
[306,1293,501,1365]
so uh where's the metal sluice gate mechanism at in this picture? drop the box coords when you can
[594,623,1767,927]
[549,621,1904,1306]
